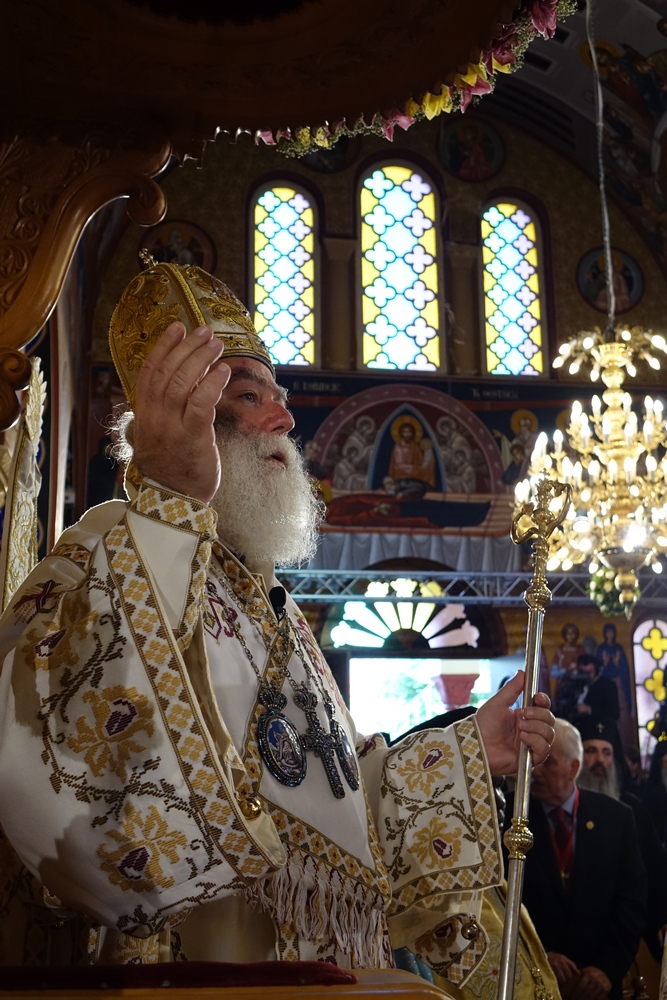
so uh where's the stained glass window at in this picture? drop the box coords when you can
[481,201,544,376]
[633,617,667,760]
[360,165,440,370]
[252,185,316,366]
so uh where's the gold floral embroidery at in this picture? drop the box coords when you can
[67,686,155,781]
[411,818,463,869]
[396,740,455,795]
[26,603,100,672]
[179,735,201,761]
[124,578,150,604]
[98,804,188,893]
[166,704,190,729]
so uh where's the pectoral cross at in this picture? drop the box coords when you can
[294,684,345,799]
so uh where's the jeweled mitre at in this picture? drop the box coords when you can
[109,253,274,406]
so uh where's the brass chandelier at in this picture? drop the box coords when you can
[516,5,667,619]
[522,327,667,617]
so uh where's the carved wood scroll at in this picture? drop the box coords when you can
[0,119,170,429]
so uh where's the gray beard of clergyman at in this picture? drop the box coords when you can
[211,412,324,568]
[576,759,621,800]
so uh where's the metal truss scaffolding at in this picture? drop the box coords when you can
[277,569,667,607]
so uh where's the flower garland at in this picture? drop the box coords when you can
[587,567,639,618]
[257,0,576,158]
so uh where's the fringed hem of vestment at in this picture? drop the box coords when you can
[243,847,388,967]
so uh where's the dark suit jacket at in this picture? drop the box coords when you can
[622,790,667,962]
[504,789,647,1000]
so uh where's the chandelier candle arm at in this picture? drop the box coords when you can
[529,332,667,616]
[497,477,570,1000]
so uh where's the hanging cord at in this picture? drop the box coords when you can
[585,0,616,339]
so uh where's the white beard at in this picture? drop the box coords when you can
[211,419,323,568]
[577,760,620,800]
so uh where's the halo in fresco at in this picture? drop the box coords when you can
[576,247,644,314]
[139,220,217,273]
[438,118,505,182]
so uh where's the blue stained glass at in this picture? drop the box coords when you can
[482,201,544,376]
[258,217,280,239]
[258,190,281,211]
[488,285,508,306]
[272,339,299,364]
[514,234,534,254]
[489,337,510,358]
[503,347,532,374]
[272,284,298,309]
[516,285,536,306]
[366,277,396,307]
[362,166,440,370]
[253,185,316,366]
[365,170,394,198]
[484,206,505,227]
[289,300,310,321]
[380,188,416,221]
[384,296,419,329]
[258,272,280,292]
[519,339,539,359]
[367,316,398,345]
[366,241,396,270]
[487,258,506,279]
[489,310,509,332]
[499,271,522,295]
[273,230,298,255]
[367,351,396,369]
[382,328,420,365]
[498,246,522,269]
[260,325,280,347]
[383,222,417,256]
[290,219,310,241]
[259,244,280,265]
[272,257,298,281]
[402,173,432,201]
[382,259,419,294]
[272,311,298,336]
[502,322,528,348]
[257,299,279,320]
[499,296,524,322]
[273,203,298,227]
[289,273,310,293]
[406,280,434,310]
[484,233,504,254]
[515,259,534,279]
[365,205,394,235]
[496,219,521,242]
[517,312,538,332]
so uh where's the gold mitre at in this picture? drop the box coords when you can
[109,250,274,406]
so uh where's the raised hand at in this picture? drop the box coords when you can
[132,322,230,504]
[476,671,554,775]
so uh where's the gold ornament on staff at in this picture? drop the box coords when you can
[496,475,571,1000]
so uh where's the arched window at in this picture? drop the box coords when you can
[481,200,545,376]
[360,165,440,371]
[633,617,667,757]
[251,184,317,366]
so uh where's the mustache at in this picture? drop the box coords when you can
[214,413,296,462]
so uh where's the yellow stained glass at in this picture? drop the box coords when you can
[360,165,440,371]
[252,185,316,366]
[481,201,545,377]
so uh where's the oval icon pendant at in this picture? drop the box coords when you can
[257,709,307,787]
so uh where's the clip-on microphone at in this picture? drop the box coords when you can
[269,586,287,622]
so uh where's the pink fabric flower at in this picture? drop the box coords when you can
[531,0,559,38]
[460,76,493,112]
